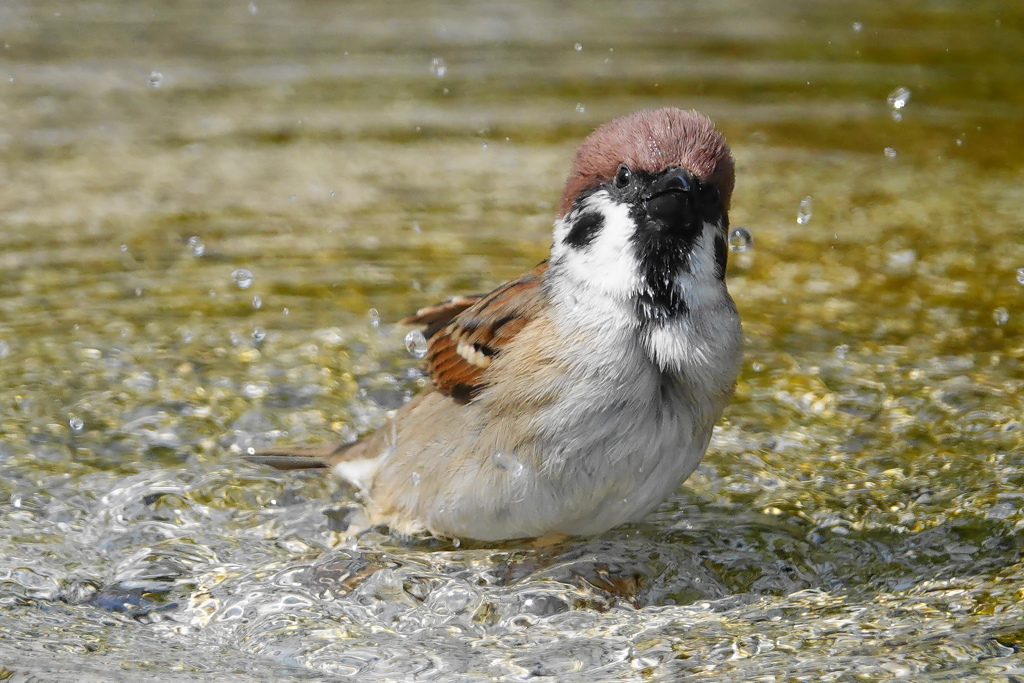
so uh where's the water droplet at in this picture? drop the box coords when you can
[147,71,164,88]
[955,138,963,147]
[834,344,849,359]
[728,226,753,252]
[796,196,813,225]
[247,1,258,14]
[251,327,266,343]
[0,340,9,358]
[410,472,421,486]
[404,329,428,358]
[411,221,422,233]
[231,268,254,289]
[887,86,911,111]
[452,538,461,548]
[430,57,447,78]
[886,249,917,274]
[188,235,205,257]
[242,382,267,399]
[491,451,524,476]
[575,102,586,114]
[1016,268,1024,286]
[884,147,898,158]
[368,308,380,328]
[852,21,863,32]
[119,244,129,253]
[252,294,262,309]
[573,42,583,51]
[994,307,1009,325]
[69,417,84,432]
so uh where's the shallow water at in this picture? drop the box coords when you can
[2,1,1024,680]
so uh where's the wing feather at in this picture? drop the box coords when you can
[402,262,548,402]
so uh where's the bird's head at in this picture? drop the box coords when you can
[550,108,735,321]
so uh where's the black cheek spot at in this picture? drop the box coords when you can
[563,212,605,249]
[714,233,728,280]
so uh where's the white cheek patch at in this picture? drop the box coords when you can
[552,192,641,298]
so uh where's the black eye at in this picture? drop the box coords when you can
[614,165,632,189]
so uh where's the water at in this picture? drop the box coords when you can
[3,0,1024,680]
[887,86,911,121]
[231,269,255,290]
[188,236,206,258]
[404,329,428,358]
[429,58,447,79]
[796,196,813,225]
[728,227,753,253]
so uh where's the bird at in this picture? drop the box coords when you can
[247,107,744,542]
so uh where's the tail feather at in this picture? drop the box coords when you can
[243,442,353,471]
[243,454,329,470]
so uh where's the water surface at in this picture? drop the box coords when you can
[2,1,1024,680]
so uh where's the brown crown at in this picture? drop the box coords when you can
[557,108,734,218]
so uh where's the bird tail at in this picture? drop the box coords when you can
[243,442,355,470]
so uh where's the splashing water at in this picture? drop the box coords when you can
[231,269,254,289]
[491,451,525,476]
[888,86,911,121]
[404,329,428,358]
[728,227,753,252]
[887,86,911,110]
[797,196,813,225]
[188,236,205,257]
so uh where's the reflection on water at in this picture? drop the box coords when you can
[2,0,1024,680]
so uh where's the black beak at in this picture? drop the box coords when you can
[644,168,698,230]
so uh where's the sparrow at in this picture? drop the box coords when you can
[247,107,744,542]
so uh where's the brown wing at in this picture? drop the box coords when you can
[401,261,548,403]
[400,295,482,340]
